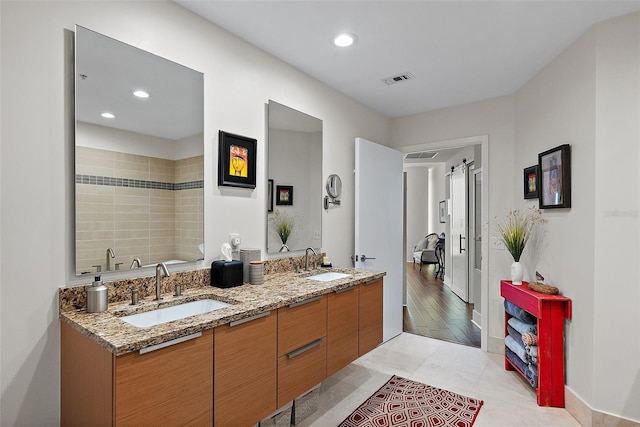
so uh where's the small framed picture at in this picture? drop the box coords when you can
[439,200,446,223]
[523,165,539,199]
[538,144,571,209]
[276,185,293,206]
[267,179,274,212]
[218,130,257,188]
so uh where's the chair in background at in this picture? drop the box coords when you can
[412,233,440,272]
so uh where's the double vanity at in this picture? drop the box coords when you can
[60,264,384,426]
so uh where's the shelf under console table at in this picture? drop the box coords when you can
[500,280,572,407]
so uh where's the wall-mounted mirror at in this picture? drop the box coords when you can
[267,101,322,254]
[324,174,342,209]
[74,26,204,276]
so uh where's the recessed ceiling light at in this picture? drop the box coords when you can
[333,33,357,47]
[132,90,150,98]
[101,112,115,119]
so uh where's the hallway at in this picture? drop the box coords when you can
[403,262,481,347]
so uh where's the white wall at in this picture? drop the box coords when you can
[404,165,430,261]
[0,2,388,425]
[428,164,446,236]
[592,12,639,420]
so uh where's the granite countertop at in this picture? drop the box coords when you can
[60,267,385,356]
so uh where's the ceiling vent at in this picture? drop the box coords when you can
[404,151,438,160]
[381,72,415,86]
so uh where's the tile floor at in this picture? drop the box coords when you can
[297,333,581,426]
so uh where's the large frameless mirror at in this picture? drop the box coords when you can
[267,101,322,254]
[74,26,204,276]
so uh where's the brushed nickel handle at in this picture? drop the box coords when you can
[288,295,322,308]
[229,311,271,327]
[287,339,323,359]
[139,332,202,354]
[335,285,357,294]
[360,254,376,262]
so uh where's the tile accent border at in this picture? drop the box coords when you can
[75,174,203,191]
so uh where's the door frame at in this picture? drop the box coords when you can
[398,135,489,351]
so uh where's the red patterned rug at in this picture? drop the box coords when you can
[338,375,483,427]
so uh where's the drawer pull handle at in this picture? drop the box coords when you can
[229,311,271,327]
[139,332,202,354]
[335,285,357,294]
[287,339,323,359]
[288,295,322,308]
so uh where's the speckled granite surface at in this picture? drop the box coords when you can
[59,264,383,356]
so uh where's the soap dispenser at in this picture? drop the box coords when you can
[86,276,108,313]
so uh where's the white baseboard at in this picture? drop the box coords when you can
[565,386,640,426]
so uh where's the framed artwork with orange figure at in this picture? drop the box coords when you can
[218,130,257,188]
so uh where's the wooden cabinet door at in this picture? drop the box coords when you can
[277,295,327,356]
[327,286,359,377]
[359,279,383,356]
[277,338,326,407]
[114,329,213,426]
[214,311,277,426]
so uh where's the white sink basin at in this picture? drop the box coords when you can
[121,299,231,328]
[307,272,351,282]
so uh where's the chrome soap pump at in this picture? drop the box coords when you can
[86,275,108,313]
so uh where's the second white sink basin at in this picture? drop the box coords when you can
[121,299,231,328]
[307,272,351,282]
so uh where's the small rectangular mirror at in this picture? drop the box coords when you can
[267,101,322,254]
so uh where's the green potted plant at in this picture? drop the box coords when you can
[494,206,545,284]
[270,210,296,252]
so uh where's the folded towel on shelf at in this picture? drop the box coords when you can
[504,300,537,324]
[508,317,537,335]
[505,347,529,375]
[507,325,523,344]
[526,345,538,358]
[525,363,538,388]
[522,332,538,346]
[505,335,529,364]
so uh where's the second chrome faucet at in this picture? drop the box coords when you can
[154,262,170,301]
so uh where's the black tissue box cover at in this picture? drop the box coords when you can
[210,260,243,288]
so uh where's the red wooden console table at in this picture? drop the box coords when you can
[501,280,572,407]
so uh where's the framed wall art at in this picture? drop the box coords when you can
[538,144,571,209]
[439,200,446,223]
[218,130,257,188]
[276,185,293,206]
[523,165,539,199]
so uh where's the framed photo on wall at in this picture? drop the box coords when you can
[523,165,539,199]
[538,144,571,209]
[276,185,293,206]
[218,130,257,188]
[439,200,446,223]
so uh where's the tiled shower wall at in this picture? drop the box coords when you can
[75,146,204,275]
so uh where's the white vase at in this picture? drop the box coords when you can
[511,261,524,285]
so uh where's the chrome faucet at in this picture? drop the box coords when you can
[154,263,170,301]
[130,258,142,269]
[305,247,317,271]
[106,248,115,271]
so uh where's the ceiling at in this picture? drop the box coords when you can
[176,0,640,119]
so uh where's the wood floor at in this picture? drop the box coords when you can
[403,262,481,348]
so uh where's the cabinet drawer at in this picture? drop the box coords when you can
[214,311,277,426]
[115,329,213,426]
[278,295,327,357]
[277,338,326,407]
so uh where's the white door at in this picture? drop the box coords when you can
[470,168,482,325]
[355,137,403,342]
[449,165,469,302]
